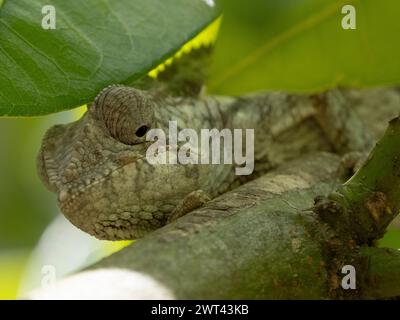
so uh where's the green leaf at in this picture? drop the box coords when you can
[208,0,400,95]
[379,228,400,250]
[0,0,219,116]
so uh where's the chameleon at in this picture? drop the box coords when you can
[37,82,372,240]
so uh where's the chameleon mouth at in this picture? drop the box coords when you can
[58,153,147,200]
[92,220,158,240]
[70,142,176,196]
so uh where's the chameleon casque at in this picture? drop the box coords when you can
[37,51,372,240]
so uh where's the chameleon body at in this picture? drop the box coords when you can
[37,85,370,240]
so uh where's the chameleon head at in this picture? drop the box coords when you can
[37,85,203,240]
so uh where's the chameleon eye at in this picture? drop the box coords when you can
[91,85,155,145]
[135,125,150,138]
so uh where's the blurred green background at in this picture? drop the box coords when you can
[0,110,71,298]
[1,0,400,299]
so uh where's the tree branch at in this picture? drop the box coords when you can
[316,117,400,244]
[359,246,400,299]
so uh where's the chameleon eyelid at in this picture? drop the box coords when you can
[91,85,155,145]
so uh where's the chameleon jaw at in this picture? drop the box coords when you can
[57,160,170,240]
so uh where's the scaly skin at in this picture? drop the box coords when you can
[37,86,370,240]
